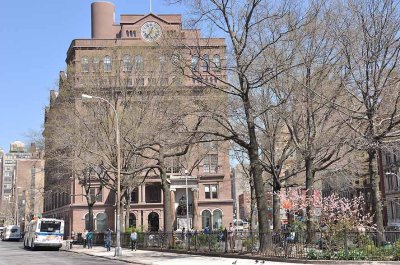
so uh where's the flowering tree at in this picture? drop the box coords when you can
[280,189,374,232]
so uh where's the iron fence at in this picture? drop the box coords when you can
[83,229,400,260]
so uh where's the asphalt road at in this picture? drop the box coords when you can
[0,240,136,265]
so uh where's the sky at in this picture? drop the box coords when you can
[0,0,186,152]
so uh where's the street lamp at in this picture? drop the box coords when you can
[81,93,122,257]
[184,169,189,238]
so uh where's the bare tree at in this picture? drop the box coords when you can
[167,0,316,251]
[332,0,400,242]
[279,2,351,239]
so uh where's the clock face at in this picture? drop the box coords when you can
[141,21,162,42]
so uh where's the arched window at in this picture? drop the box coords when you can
[148,212,159,232]
[126,30,129,37]
[84,213,90,230]
[104,55,112,72]
[81,57,89,73]
[129,213,137,228]
[202,54,209,72]
[95,212,107,232]
[202,210,211,229]
[135,55,144,70]
[191,55,199,71]
[213,209,222,230]
[213,54,221,71]
[93,57,100,72]
[123,55,132,72]
[159,56,166,69]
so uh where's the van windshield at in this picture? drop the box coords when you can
[40,221,61,233]
[11,229,18,233]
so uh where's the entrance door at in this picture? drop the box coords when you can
[148,212,159,231]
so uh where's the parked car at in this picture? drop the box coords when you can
[233,219,249,231]
[2,225,20,241]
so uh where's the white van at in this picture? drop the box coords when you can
[2,225,21,241]
[24,218,64,250]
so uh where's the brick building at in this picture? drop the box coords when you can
[0,141,44,229]
[43,2,233,237]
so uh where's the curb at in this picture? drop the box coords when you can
[62,249,148,265]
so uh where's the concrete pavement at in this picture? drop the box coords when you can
[65,245,300,265]
[64,245,400,265]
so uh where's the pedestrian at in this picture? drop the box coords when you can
[181,227,186,241]
[104,228,112,251]
[203,225,210,234]
[227,223,235,251]
[83,230,88,248]
[130,229,137,251]
[86,229,93,249]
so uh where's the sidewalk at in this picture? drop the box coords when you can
[65,245,301,265]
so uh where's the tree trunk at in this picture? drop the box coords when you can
[305,156,315,243]
[249,178,256,236]
[272,178,281,232]
[88,203,94,231]
[368,149,385,244]
[243,92,271,252]
[125,188,131,229]
[159,150,173,247]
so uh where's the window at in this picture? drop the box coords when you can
[131,188,138,203]
[127,78,133,87]
[191,55,199,71]
[136,77,144,86]
[213,209,222,230]
[145,184,161,203]
[129,213,137,228]
[40,220,61,233]
[96,212,107,232]
[130,30,136,37]
[135,55,144,71]
[93,57,100,71]
[81,57,89,72]
[202,54,209,72]
[160,78,169,86]
[84,213,91,230]
[204,184,218,199]
[123,55,132,72]
[203,154,218,173]
[159,56,166,69]
[166,157,181,173]
[104,56,112,72]
[202,210,211,229]
[213,54,221,71]
[89,187,102,202]
[148,78,157,86]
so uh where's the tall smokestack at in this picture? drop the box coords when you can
[91,2,115,39]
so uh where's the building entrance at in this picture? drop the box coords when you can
[148,212,159,231]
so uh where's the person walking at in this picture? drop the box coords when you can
[104,228,112,251]
[82,230,88,248]
[227,223,235,251]
[86,230,93,249]
[130,229,137,251]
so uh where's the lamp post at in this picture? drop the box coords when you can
[184,170,189,237]
[81,94,122,257]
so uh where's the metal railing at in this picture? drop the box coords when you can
[77,229,400,261]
